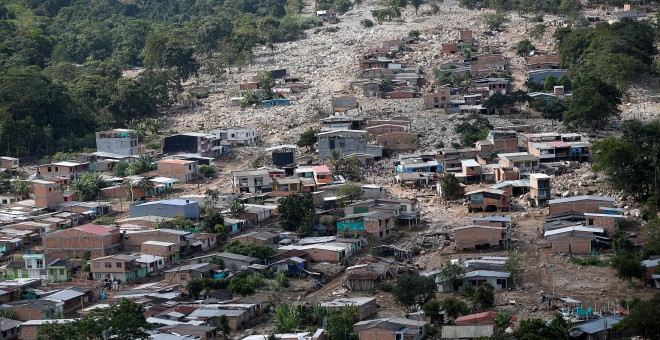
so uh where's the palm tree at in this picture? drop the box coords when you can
[326,150,343,174]
[10,180,31,199]
[550,314,574,340]
[493,311,513,334]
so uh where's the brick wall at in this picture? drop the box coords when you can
[122,231,183,252]
[550,236,592,255]
[377,132,418,151]
[43,229,121,259]
[302,248,339,262]
[367,125,406,136]
[141,242,178,259]
[548,200,614,215]
[455,227,503,250]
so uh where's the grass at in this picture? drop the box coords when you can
[570,255,609,267]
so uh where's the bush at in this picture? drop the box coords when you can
[360,19,374,28]
[570,256,608,267]
[379,282,394,292]
[482,12,508,31]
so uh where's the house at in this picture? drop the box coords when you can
[319,297,377,320]
[157,324,219,340]
[377,132,418,152]
[316,130,382,160]
[354,318,427,340]
[362,185,386,199]
[0,317,22,340]
[37,161,89,181]
[442,42,458,54]
[337,211,395,240]
[543,226,604,255]
[43,223,121,259]
[320,116,365,131]
[272,178,302,194]
[643,258,660,288]
[19,319,75,340]
[135,254,165,274]
[31,180,63,209]
[281,242,352,263]
[498,152,540,176]
[465,189,510,213]
[23,254,47,279]
[90,254,146,283]
[46,259,76,282]
[7,299,63,321]
[527,141,572,163]
[262,98,291,107]
[209,126,259,146]
[548,196,615,216]
[459,30,473,42]
[190,252,260,270]
[142,240,180,264]
[266,145,296,167]
[230,231,278,245]
[454,225,510,251]
[95,129,138,156]
[163,263,220,285]
[423,88,451,109]
[130,199,200,219]
[162,133,222,158]
[187,308,249,330]
[312,165,332,187]
[429,269,511,293]
[121,228,191,253]
[156,159,199,182]
[525,54,561,70]
[243,329,326,340]
[43,287,92,315]
[570,316,630,339]
[346,262,395,291]
[232,170,271,193]
[487,130,518,153]
[529,173,551,207]
[0,156,19,170]
[242,204,277,225]
[190,233,218,252]
[271,256,306,277]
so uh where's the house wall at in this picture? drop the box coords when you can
[130,202,199,219]
[317,134,369,160]
[467,195,510,212]
[301,248,341,263]
[442,43,458,54]
[363,217,394,240]
[367,125,406,136]
[357,327,398,340]
[96,134,138,156]
[99,186,146,199]
[548,200,615,216]
[43,229,121,259]
[491,139,519,153]
[377,132,418,151]
[455,227,504,250]
[549,236,593,255]
[32,182,63,208]
[122,231,185,252]
[11,307,47,321]
[141,242,179,262]
[585,215,621,236]
[157,161,198,182]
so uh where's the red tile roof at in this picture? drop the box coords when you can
[73,224,118,236]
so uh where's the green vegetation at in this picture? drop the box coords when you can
[224,240,276,260]
[392,275,436,311]
[454,117,493,147]
[278,193,315,236]
[482,12,509,31]
[570,256,608,267]
[274,304,357,336]
[337,183,365,206]
[613,294,660,339]
[461,282,495,310]
[0,0,321,158]
[440,173,461,199]
[70,172,109,201]
[297,128,321,148]
[36,299,151,340]
[514,39,535,56]
[592,120,659,201]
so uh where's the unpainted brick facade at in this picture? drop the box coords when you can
[548,199,614,215]
[43,228,121,259]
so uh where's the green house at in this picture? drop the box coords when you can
[5,261,27,279]
[47,259,76,282]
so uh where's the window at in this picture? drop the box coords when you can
[180,275,187,281]
[36,259,44,269]
[59,269,65,275]
[104,262,112,268]
[47,167,52,172]
[116,262,122,268]
[94,262,100,268]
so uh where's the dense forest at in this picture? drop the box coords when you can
[0,0,320,158]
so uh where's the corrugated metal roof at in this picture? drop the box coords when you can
[441,325,494,338]
[472,216,512,223]
[44,289,86,301]
[574,316,623,334]
[548,196,615,205]
[543,226,604,237]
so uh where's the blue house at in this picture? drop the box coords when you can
[130,199,200,219]
[262,99,291,107]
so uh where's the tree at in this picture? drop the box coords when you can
[529,24,546,40]
[71,172,108,201]
[225,240,277,260]
[644,218,660,256]
[494,311,513,334]
[611,255,645,281]
[483,93,513,115]
[440,261,466,289]
[10,180,30,199]
[454,117,493,146]
[326,149,343,173]
[278,193,315,234]
[462,282,495,310]
[199,165,215,179]
[410,0,423,14]
[439,296,468,322]
[230,200,246,218]
[541,98,567,123]
[592,121,659,200]
[186,278,205,299]
[219,315,231,339]
[514,39,535,56]
[360,19,374,28]
[275,303,299,333]
[482,12,508,31]
[422,299,442,324]
[440,173,461,199]
[543,75,557,93]
[556,75,572,92]
[549,314,574,340]
[392,275,436,310]
[613,294,660,339]
[327,306,358,340]
[297,129,320,148]
[503,252,523,287]
[514,318,554,339]
[337,183,364,206]
[563,86,620,129]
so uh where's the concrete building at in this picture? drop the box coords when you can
[423,88,451,109]
[547,196,615,216]
[90,254,146,283]
[31,180,63,209]
[156,159,198,182]
[337,211,395,240]
[530,173,552,207]
[163,263,220,285]
[231,170,271,193]
[43,224,121,259]
[316,130,382,160]
[162,133,222,158]
[454,225,510,251]
[37,161,90,181]
[95,129,138,156]
[0,156,19,169]
[130,199,200,219]
[190,252,260,270]
[210,126,259,146]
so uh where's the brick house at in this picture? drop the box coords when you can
[42,224,121,259]
[423,88,451,109]
[90,254,146,283]
[548,196,616,216]
[319,297,377,320]
[8,300,62,321]
[465,189,510,213]
[121,228,191,253]
[454,225,510,251]
[543,226,604,255]
[337,211,395,240]
[163,263,220,285]
[31,180,63,209]
[442,42,458,54]
[141,240,180,264]
[487,130,518,153]
[583,213,626,236]
[354,318,427,340]
[19,319,75,340]
[37,161,89,181]
[157,324,218,340]
[156,159,198,182]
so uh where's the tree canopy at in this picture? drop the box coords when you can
[392,275,436,310]
[278,193,315,236]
